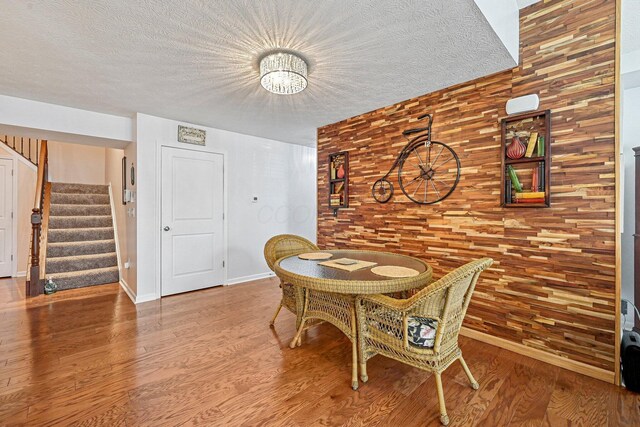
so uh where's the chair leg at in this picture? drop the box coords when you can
[459,356,479,390]
[269,302,283,327]
[360,362,368,383]
[434,373,449,426]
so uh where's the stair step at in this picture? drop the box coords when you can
[48,266,120,291]
[48,227,115,243]
[51,183,109,195]
[49,215,113,229]
[47,239,116,258]
[50,193,110,205]
[46,252,118,274]
[50,204,112,216]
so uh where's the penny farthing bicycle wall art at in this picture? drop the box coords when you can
[372,114,461,205]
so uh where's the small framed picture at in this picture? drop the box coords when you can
[178,125,206,146]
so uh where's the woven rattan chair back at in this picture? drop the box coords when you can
[264,234,319,271]
[420,258,493,352]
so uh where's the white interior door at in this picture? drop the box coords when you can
[0,158,12,277]
[161,147,225,296]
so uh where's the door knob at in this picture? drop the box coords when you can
[163,226,171,231]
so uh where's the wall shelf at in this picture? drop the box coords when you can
[328,151,348,214]
[500,110,551,208]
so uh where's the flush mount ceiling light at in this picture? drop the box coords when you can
[259,52,308,95]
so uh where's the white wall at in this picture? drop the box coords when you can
[621,0,640,329]
[47,141,106,185]
[0,94,133,148]
[16,160,35,275]
[0,144,36,276]
[105,147,129,288]
[622,86,640,329]
[123,131,138,297]
[127,114,316,302]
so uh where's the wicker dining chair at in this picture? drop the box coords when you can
[355,258,493,426]
[264,234,319,326]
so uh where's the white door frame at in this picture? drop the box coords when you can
[156,144,228,298]
[0,155,18,277]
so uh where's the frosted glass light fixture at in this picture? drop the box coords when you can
[260,52,308,95]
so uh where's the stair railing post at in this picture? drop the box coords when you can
[28,208,42,297]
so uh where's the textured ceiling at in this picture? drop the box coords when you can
[0,0,517,147]
[623,0,640,54]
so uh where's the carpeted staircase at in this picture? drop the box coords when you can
[46,183,119,290]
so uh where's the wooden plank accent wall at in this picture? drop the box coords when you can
[317,0,617,372]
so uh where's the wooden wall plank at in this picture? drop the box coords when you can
[317,0,617,372]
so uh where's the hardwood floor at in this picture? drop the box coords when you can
[1,276,638,426]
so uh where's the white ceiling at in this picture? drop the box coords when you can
[0,1,519,147]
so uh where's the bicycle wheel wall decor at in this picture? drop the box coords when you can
[371,114,461,205]
[398,139,460,205]
[372,178,393,203]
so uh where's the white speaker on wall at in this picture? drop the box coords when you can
[506,94,540,115]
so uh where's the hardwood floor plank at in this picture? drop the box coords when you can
[608,385,640,427]
[477,358,560,426]
[546,369,611,425]
[0,277,637,426]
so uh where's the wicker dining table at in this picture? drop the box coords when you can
[274,249,433,390]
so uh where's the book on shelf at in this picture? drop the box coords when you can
[537,136,545,157]
[506,179,512,204]
[514,197,545,204]
[507,165,523,192]
[334,182,345,193]
[538,162,545,191]
[330,161,336,180]
[514,191,545,199]
[531,166,538,192]
[525,132,539,157]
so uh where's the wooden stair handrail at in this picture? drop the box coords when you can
[27,140,48,297]
[34,140,48,210]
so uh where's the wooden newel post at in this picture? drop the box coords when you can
[28,208,42,297]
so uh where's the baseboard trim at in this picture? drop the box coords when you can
[460,327,615,384]
[135,293,157,304]
[226,272,275,286]
[120,279,158,304]
[14,271,26,278]
[119,278,157,304]
[119,279,136,304]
